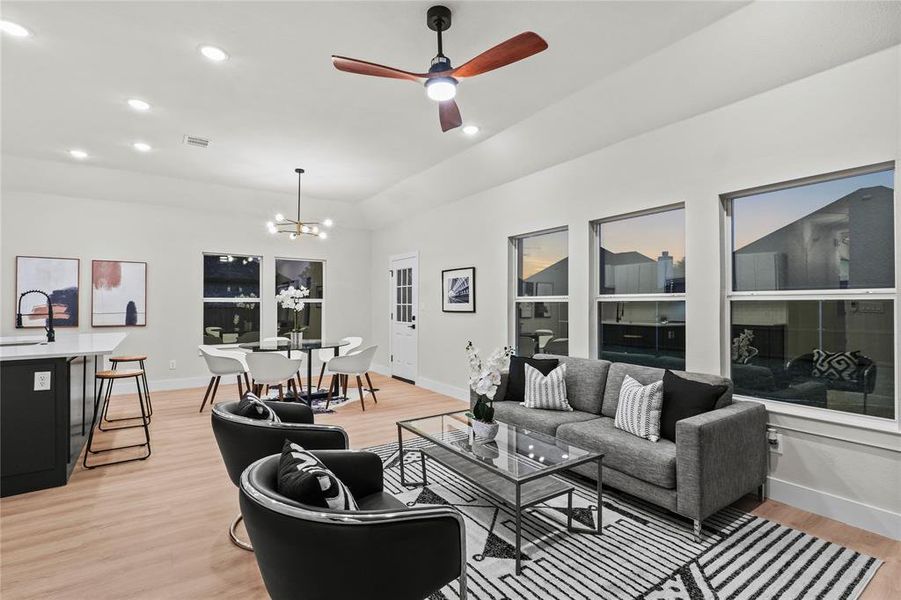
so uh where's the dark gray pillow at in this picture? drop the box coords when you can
[277,441,358,510]
[660,370,728,442]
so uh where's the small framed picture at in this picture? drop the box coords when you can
[442,267,475,313]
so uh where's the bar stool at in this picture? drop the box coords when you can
[109,355,152,418]
[83,369,151,469]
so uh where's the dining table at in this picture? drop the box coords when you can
[238,339,350,405]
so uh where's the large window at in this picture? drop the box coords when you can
[202,253,261,344]
[594,206,686,369]
[512,228,568,357]
[275,258,324,339]
[725,164,895,420]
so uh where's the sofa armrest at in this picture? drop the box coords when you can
[311,450,384,499]
[469,371,509,409]
[676,401,767,521]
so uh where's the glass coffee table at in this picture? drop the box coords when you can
[397,410,603,575]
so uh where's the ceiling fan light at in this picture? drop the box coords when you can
[425,77,457,102]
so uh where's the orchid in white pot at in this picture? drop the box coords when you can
[465,341,512,440]
[275,285,310,340]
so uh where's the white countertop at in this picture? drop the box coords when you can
[0,333,127,361]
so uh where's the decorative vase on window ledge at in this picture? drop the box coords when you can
[275,285,310,347]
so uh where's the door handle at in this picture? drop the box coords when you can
[408,324,416,329]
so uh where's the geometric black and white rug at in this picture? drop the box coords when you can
[369,440,882,600]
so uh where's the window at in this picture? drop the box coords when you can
[725,164,895,420]
[275,258,324,339]
[594,206,686,369]
[512,228,568,357]
[202,253,261,344]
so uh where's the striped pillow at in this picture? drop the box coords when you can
[521,363,572,411]
[614,375,664,442]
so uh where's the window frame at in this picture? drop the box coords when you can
[274,256,326,340]
[201,251,263,346]
[509,226,569,356]
[720,161,899,431]
[590,203,687,360]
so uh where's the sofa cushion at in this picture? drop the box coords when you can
[534,354,612,414]
[602,363,732,418]
[492,402,598,437]
[557,417,677,489]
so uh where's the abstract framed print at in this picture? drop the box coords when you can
[92,260,147,326]
[442,267,475,313]
[15,256,80,328]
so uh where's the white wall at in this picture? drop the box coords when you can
[369,47,901,538]
[1,178,372,389]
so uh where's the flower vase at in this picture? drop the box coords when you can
[471,419,500,442]
[290,331,303,346]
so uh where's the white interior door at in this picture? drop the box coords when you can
[390,255,418,382]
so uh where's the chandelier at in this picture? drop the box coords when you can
[267,168,333,239]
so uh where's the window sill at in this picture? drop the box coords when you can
[735,394,900,434]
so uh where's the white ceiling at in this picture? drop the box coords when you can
[1,1,748,205]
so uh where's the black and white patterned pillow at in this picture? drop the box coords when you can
[812,349,860,382]
[521,363,572,411]
[234,392,281,422]
[614,375,664,442]
[277,441,358,511]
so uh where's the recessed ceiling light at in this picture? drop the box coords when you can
[199,45,228,62]
[127,98,151,111]
[0,20,31,38]
[132,142,152,152]
[462,124,479,136]
[68,149,88,160]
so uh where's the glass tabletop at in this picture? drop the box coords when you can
[238,339,350,352]
[398,410,602,482]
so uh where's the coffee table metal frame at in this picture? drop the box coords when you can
[397,410,603,575]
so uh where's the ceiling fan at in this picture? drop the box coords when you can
[331,5,548,132]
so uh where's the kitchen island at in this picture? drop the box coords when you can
[0,333,127,496]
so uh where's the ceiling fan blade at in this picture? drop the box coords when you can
[331,55,426,82]
[438,99,462,132]
[451,32,548,79]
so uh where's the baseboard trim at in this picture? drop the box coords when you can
[110,375,211,396]
[415,376,469,402]
[766,477,901,540]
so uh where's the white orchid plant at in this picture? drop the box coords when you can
[465,341,513,424]
[275,285,310,333]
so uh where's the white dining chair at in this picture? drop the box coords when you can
[199,346,251,412]
[316,336,363,390]
[324,346,378,411]
[246,352,304,401]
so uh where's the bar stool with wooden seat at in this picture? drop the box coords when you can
[83,368,151,469]
[109,354,153,419]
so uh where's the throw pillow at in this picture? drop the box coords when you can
[504,355,559,402]
[277,440,359,511]
[659,370,729,442]
[234,392,281,422]
[614,375,664,442]
[812,349,861,382]
[521,363,571,411]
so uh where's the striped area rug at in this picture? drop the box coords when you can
[370,440,881,600]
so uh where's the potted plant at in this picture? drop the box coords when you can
[465,341,512,441]
[275,285,310,345]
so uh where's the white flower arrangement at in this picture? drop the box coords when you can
[275,285,310,332]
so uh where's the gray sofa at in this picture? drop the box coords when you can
[470,354,768,540]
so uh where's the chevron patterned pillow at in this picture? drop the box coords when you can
[614,375,664,442]
[521,363,572,411]
[812,349,860,381]
[277,441,359,511]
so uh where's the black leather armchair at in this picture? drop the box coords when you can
[211,400,348,549]
[240,453,467,600]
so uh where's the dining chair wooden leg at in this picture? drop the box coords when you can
[342,375,348,398]
[209,376,221,408]
[199,376,216,413]
[237,374,244,398]
[244,372,251,391]
[316,363,326,390]
[356,375,366,411]
[365,372,378,404]
[325,375,334,410]
[277,384,284,401]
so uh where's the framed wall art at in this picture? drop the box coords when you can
[441,267,475,313]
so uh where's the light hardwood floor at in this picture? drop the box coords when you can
[1,374,898,599]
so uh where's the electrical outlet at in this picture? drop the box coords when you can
[34,371,52,391]
[169,360,176,370]
[767,430,783,455]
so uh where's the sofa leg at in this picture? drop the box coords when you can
[757,482,766,502]
[693,519,702,543]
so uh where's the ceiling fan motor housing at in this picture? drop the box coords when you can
[426,5,452,32]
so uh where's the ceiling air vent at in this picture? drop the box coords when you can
[182,135,210,148]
